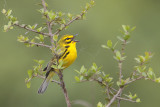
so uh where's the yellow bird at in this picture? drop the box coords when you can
[38,35,78,94]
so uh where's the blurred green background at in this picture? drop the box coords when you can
[1,0,160,107]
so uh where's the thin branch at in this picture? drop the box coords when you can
[106,88,124,107]
[14,23,50,36]
[124,76,144,86]
[117,40,127,107]
[58,70,71,107]
[41,0,54,48]
[117,97,137,103]
[118,60,122,107]
[35,74,61,85]
[53,9,87,35]
[121,40,127,56]
[106,82,111,100]
[118,62,122,83]
[24,41,51,48]
[106,86,111,100]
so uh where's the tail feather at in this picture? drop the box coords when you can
[38,78,50,94]
[38,71,55,94]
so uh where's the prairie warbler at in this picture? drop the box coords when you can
[38,35,78,94]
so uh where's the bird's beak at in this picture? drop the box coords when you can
[72,35,79,42]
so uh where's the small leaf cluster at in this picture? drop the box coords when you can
[97,102,105,107]
[39,8,66,27]
[80,0,95,19]
[125,92,141,103]
[76,25,160,106]
[38,0,95,31]
[133,52,160,83]
[1,9,18,32]
[2,0,95,50]
[75,63,113,87]
[119,25,136,41]
[25,60,45,88]
[102,25,136,62]
[51,60,64,70]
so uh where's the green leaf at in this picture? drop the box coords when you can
[4,25,8,32]
[107,40,112,48]
[39,34,44,42]
[147,67,155,79]
[122,25,130,32]
[117,36,124,41]
[62,19,66,24]
[17,35,29,42]
[30,39,35,47]
[13,21,18,24]
[67,13,73,20]
[131,26,136,31]
[39,60,45,64]
[52,14,57,20]
[26,81,31,88]
[37,27,42,32]
[51,65,58,69]
[32,24,37,29]
[128,92,133,99]
[11,17,17,22]
[75,76,80,82]
[75,70,80,74]
[38,8,44,14]
[58,11,63,17]
[2,9,6,14]
[90,0,95,6]
[135,58,140,63]
[115,51,121,60]
[155,77,160,83]
[25,78,29,83]
[45,2,48,7]
[53,35,58,41]
[136,98,141,103]
[92,63,97,70]
[59,24,65,30]
[25,78,31,88]
[132,94,137,99]
[6,9,12,16]
[27,70,33,78]
[34,59,44,64]
[101,45,109,49]
[35,36,40,40]
[117,81,120,86]
[28,25,32,29]
[123,34,130,40]
[142,72,147,77]
[139,55,145,63]
[58,60,64,69]
[106,77,113,83]
[97,102,104,107]
[85,3,91,10]
[80,65,86,73]
[80,76,84,81]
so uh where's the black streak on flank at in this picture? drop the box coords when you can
[63,52,70,59]
[59,49,68,59]
[64,38,72,40]
[66,40,72,44]
[65,45,70,48]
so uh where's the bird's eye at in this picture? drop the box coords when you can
[65,38,71,41]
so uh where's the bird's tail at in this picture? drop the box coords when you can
[38,71,55,94]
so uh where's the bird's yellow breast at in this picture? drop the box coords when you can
[59,42,77,68]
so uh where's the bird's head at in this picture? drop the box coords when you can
[59,35,79,46]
